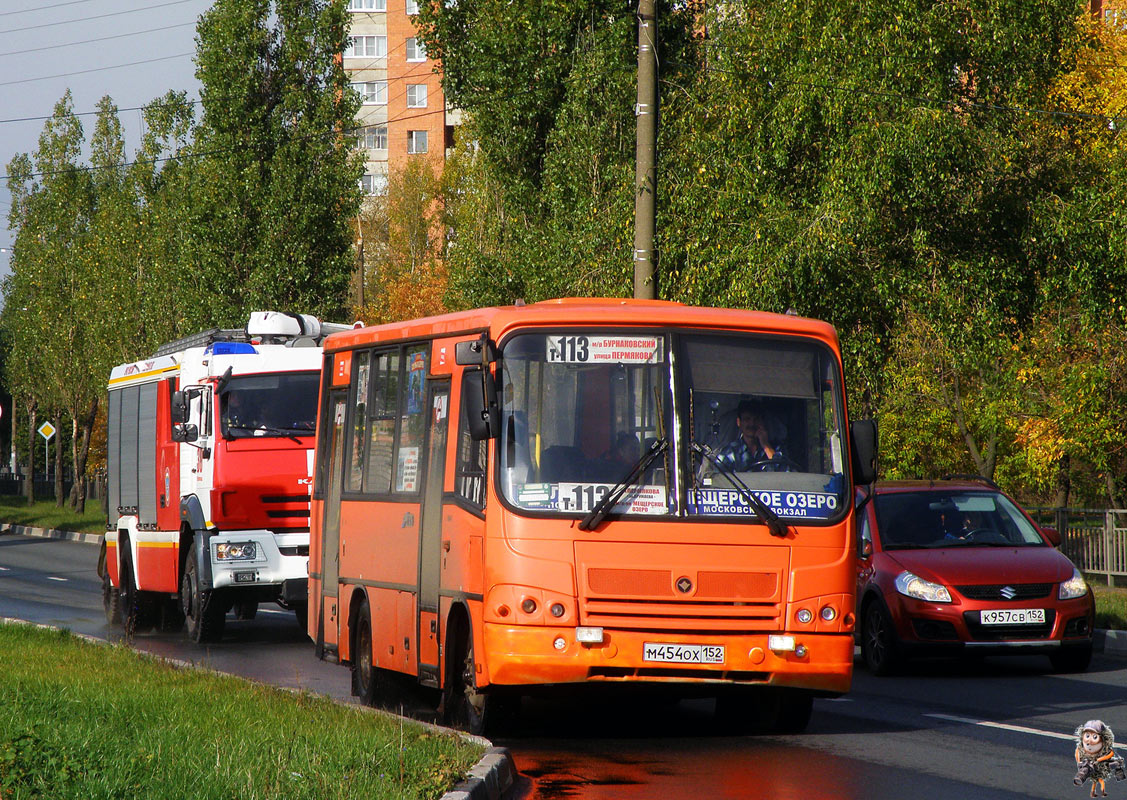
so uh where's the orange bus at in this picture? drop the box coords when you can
[308,298,876,734]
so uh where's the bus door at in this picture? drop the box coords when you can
[417,380,450,687]
[316,390,347,658]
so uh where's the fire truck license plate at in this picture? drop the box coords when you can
[980,608,1045,625]
[643,643,725,664]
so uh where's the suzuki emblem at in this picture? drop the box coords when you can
[1000,585,1016,600]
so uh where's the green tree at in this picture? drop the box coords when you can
[180,0,364,326]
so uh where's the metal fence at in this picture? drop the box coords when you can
[1028,507,1127,588]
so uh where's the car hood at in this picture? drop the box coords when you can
[884,546,1074,587]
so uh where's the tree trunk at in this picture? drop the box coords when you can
[54,414,64,508]
[1053,454,1070,508]
[26,402,36,505]
[1107,474,1122,512]
[69,398,97,514]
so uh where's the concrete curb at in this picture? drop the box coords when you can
[2,522,104,546]
[1094,628,1127,657]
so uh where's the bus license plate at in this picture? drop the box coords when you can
[643,643,725,664]
[980,608,1045,625]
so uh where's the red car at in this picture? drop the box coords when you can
[855,478,1095,675]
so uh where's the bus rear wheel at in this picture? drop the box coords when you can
[351,600,377,705]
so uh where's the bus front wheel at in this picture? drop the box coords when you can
[443,625,492,736]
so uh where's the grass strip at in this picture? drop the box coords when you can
[1092,584,1127,631]
[0,624,483,800]
[0,496,107,536]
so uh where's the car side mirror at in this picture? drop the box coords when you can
[850,419,878,485]
[1040,525,1061,548]
[172,423,198,443]
[859,537,873,559]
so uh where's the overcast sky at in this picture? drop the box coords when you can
[0,0,211,281]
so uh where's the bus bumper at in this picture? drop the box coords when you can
[482,624,853,695]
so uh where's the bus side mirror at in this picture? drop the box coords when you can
[850,419,878,485]
[455,337,496,366]
[463,370,499,440]
[171,391,190,423]
[172,423,199,443]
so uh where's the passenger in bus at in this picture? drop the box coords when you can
[716,400,790,472]
[600,432,641,480]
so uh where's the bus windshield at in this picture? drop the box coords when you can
[498,330,848,522]
[220,371,320,439]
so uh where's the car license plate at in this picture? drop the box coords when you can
[980,608,1045,625]
[643,643,725,664]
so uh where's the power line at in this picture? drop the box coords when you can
[0,53,194,89]
[0,21,197,59]
[0,0,96,17]
[0,0,202,35]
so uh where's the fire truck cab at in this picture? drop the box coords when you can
[101,312,349,642]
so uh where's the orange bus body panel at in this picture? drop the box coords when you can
[310,298,857,703]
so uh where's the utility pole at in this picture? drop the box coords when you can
[633,0,658,300]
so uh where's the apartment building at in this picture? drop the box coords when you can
[345,0,455,197]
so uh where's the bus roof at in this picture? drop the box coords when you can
[323,298,841,353]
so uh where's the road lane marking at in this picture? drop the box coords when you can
[47,576,67,582]
[925,713,1075,741]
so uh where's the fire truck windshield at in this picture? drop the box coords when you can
[220,371,320,439]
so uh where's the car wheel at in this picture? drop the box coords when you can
[1049,644,1092,673]
[862,601,901,676]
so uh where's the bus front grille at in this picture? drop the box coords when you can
[580,597,782,632]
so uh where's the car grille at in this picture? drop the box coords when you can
[963,609,1056,640]
[955,583,1053,601]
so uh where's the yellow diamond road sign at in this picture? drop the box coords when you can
[37,422,56,441]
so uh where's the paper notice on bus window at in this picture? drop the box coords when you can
[557,483,668,515]
[517,483,555,509]
[396,446,419,492]
[545,335,662,365]
[687,488,840,520]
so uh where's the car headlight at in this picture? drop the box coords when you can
[1059,567,1088,600]
[895,570,951,603]
[216,542,257,561]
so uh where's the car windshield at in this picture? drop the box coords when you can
[873,490,1047,548]
[220,371,320,439]
[496,330,848,522]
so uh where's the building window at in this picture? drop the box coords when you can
[405,37,427,62]
[407,130,428,154]
[361,173,389,196]
[406,84,428,108]
[405,0,418,14]
[352,81,387,105]
[357,125,388,150]
[346,35,386,58]
[348,0,386,10]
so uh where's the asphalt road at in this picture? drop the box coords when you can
[2,531,1124,800]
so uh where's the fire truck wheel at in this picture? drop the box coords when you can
[120,545,155,636]
[102,571,121,625]
[181,540,226,643]
[234,600,258,621]
[351,599,377,705]
[292,601,309,630]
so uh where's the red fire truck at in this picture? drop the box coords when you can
[100,312,350,642]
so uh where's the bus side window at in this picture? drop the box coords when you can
[456,370,487,509]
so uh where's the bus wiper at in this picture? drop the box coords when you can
[691,442,789,538]
[579,438,668,531]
